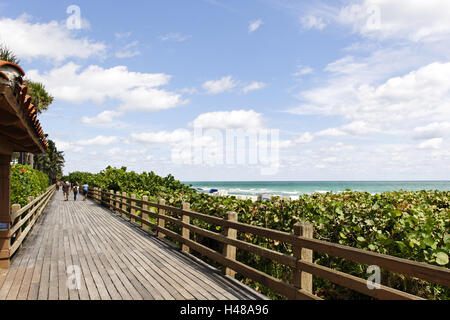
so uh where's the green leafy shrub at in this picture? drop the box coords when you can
[11,164,49,206]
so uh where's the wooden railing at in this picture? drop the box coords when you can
[89,188,450,300]
[8,185,55,258]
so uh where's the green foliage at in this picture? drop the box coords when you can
[34,137,65,184]
[67,167,450,300]
[23,80,54,114]
[0,43,20,64]
[10,164,49,206]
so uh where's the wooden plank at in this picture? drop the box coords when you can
[155,225,320,300]
[16,213,51,300]
[89,198,254,300]
[94,208,234,300]
[76,199,154,300]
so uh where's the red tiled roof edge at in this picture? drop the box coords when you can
[0,60,48,150]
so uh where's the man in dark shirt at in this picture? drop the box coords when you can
[62,181,70,201]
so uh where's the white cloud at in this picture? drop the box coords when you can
[76,135,119,147]
[81,110,124,126]
[294,132,314,144]
[248,19,263,33]
[338,0,450,42]
[0,14,105,62]
[28,63,186,112]
[293,65,313,77]
[418,138,443,150]
[316,121,376,137]
[130,129,192,144]
[242,82,266,93]
[189,110,264,130]
[300,15,326,30]
[159,33,192,42]
[413,122,450,140]
[202,76,236,94]
[53,139,83,153]
[289,62,450,136]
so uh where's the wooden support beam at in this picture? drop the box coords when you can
[222,211,238,278]
[181,202,190,253]
[157,199,166,239]
[142,195,149,231]
[0,154,11,269]
[293,222,314,294]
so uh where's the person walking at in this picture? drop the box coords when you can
[56,181,61,191]
[82,183,89,201]
[72,182,80,201]
[62,181,70,201]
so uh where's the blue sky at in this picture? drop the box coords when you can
[1,0,449,181]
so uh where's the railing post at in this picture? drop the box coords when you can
[141,195,149,231]
[115,191,121,215]
[130,194,136,223]
[157,199,166,238]
[293,222,314,295]
[98,188,102,204]
[28,196,34,232]
[222,211,237,278]
[0,154,11,269]
[181,202,190,253]
[109,190,114,211]
[122,192,128,219]
[11,204,21,250]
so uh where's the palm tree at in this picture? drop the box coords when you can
[34,137,65,184]
[23,80,54,114]
[0,44,20,64]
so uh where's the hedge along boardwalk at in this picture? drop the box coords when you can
[0,190,266,300]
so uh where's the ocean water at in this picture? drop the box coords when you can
[182,181,450,198]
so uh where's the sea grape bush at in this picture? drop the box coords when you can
[10,164,49,206]
[67,167,449,299]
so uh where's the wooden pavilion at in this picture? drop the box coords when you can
[0,61,48,268]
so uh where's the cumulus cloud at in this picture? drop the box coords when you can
[27,63,186,112]
[81,110,124,127]
[289,62,450,135]
[202,76,236,94]
[294,132,314,144]
[413,122,450,140]
[316,121,377,137]
[0,14,105,62]
[189,110,264,130]
[338,0,450,42]
[418,138,443,150]
[76,135,119,147]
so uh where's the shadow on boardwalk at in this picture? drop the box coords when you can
[0,190,267,300]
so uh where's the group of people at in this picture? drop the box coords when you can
[56,181,89,201]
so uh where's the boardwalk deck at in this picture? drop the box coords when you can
[0,191,266,300]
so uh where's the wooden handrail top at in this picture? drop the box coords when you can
[10,185,54,221]
[95,192,450,289]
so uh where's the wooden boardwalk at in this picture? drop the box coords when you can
[0,191,266,300]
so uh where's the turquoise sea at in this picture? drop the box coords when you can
[182,181,450,198]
